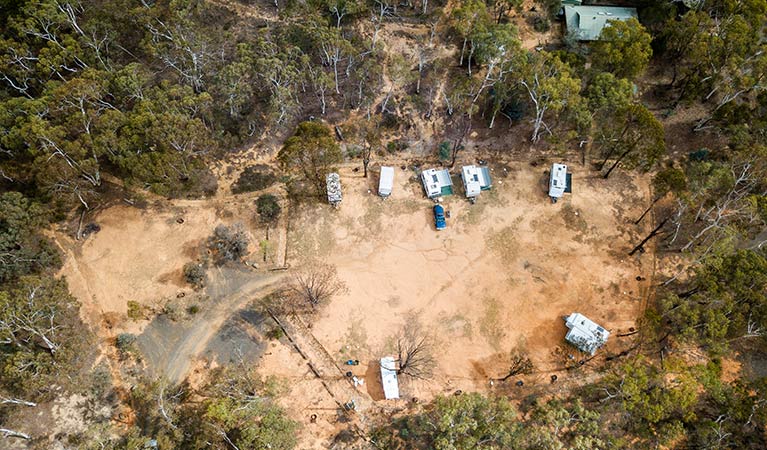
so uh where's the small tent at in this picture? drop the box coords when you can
[378,166,394,198]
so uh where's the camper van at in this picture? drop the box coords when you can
[378,166,394,198]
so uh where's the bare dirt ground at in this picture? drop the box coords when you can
[136,272,286,382]
[52,156,653,449]
[288,158,653,403]
[54,192,288,382]
[58,199,251,319]
[53,191,350,448]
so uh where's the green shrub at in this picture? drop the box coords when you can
[386,139,408,154]
[183,262,206,288]
[208,224,249,264]
[126,301,144,320]
[231,165,278,194]
[256,194,282,223]
[538,0,562,17]
[345,146,362,158]
[438,141,451,161]
[532,15,551,33]
[267,327,285,340]
[116,333,137,351]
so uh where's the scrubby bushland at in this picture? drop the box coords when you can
[232,165,278,194]
[256,194,282,223]
[207,224,249,264]
[183,262,206,289]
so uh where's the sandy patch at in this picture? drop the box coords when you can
[57,197,280,321]
[258,339,348,449]
[289,161,652,401]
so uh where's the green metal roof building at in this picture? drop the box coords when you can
[564,5,638,41]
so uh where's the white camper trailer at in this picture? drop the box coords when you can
[380,357,400,400]
[421,168,453,199]
[564,313,610,355]
[549,163,571,203]
[326,173,342,207]
[461,165,492,201]
[378,166,394,198]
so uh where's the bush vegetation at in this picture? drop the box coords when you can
[183,262,206,289]
[207,224,249,265]
[256,195,282,223]
[231,165,278,194]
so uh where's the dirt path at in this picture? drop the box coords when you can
[139,273,288,384]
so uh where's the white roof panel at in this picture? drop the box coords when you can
[549,163,567,198]
[461,165,491,198]
[421,168,452,198]
[326,172,342,205]
[564,5,638,41]
[564,312,609,355]
[380,357,400,399]
[379,166,394,196]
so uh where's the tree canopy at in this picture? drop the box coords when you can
[0,192,60,283]
[0,275,87,398]
[591,18,653,80]
[277,121,343,197]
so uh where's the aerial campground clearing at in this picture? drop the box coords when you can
[55,159,653,448]
[4,0,767,446]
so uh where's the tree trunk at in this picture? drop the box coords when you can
[1,398,37,407]
[488,108,498,129]
[634,195,662,225]
[531,110,544,142]
[363,147,370,178]
[669,63,678,88]
[677,287,700,298]
[467,45,475,76]
[1,428,31,440]
[597,147,616,171]
[499,371,514,381]
[450,116,471,169]
[332,59,340,94]
[629,217,669,256]
[496,6,506,24]
[318,87,327,115]
[603,147,633,179]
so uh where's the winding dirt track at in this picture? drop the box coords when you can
[139,272,288,383]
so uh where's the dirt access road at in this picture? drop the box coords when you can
[138,270,288,383]
[56,195,291,384]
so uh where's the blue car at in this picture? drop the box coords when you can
[433,204,446,230]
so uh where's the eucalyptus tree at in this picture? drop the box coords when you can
[519,52,584,142]
[591,18,652,80]
[595,103,665,178]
